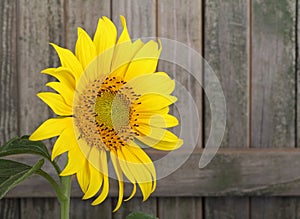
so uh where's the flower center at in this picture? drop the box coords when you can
[95,91,130,130]
[73,76,141,151]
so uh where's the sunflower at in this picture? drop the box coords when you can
[29,16,183,211]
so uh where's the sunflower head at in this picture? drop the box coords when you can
[30,15,183,211]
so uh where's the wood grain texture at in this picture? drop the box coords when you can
[112,198,157,219]
[20,198,60,219]
[65,0,111,49]
[297,0,300,147]
[250,0,297,217]
[157,0,203,217]
[251,197,300,219]
[70,198,112,219]
[112,0,156,38]
[18,0,65,134]
[158,197,202,219]
[204,197,248,219]
[6,149,300,197]
[0,198,20,219]
[204,0,249,148]
[204,0,249,217]
[0,1,21,218]
[0,0,18,143]
[251,0,296,148]
[157,0,202,148]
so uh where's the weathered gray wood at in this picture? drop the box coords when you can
[112,198,157,219]
[20,198,60,219]
[18,0,65,135]
[65,0,111,49]
[297,0,300,147]
[251,197,300,219]
[0,1,21,218]
[204,0,249,148]
[70,198,112,219]
[0,198,20,219]
[158,197,202,219]
[250,0,297,217]
[205,198,248,219]
[251,0,296,148]
[112,0,156,38]
[0,0,18,143]
[157,0,203,216]
[6,149,300,197]
[157,0,202,148]
[204,0,249,217]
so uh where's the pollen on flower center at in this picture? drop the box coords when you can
[73,75,141,151]
[95,90,130,130]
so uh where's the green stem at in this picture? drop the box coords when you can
[59,176,72,219]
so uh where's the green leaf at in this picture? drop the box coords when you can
[126,212,158,219]
[0,159,44,199]
[0,136,51,160]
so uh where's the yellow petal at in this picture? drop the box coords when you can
[82,163,103,199]
[111,152,124,212]
[37,92,72,116]
[75,28,97,69]
[136,136,183,151]
[117,150,137,201]
[50,43,83,82]
[110,16,144,78]
[51,126,74,160]
[135,124,179,142]
[110,39,144,78]
[30,117,72,141]
[135,114,178,128]
[121,146,155,200]
[134,94,177,112]
[93,17,117,76]
[60,147,85,176]
[124,40,161,81]
[138,107,170,116]
[76,161,90,193]
[93,16,117,55]
[125,72,175,95]
[117,15,131,44]
[46,82,74,106]
[127,144,156,193]
[92,150,109,205]
[42,67,76,90]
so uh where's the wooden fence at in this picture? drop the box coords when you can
[0,0,300,218]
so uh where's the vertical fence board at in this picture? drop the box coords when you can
[157,0,203,217]
[251,0,296,148]
[112,0,156,37]
[205,198,248,219]
[65,0,111,49]
[204,0,249,218]
[251,197,300,219]
[251,0,297,218]
[0,0,18,142]
[20,198,60,219]
[112,198,157,219]
[70,198,112,219]
[18,0,65,134]
[297,0,300,146]
[158,197,202,219]
[0,199,20,219]
[0,0,19,216]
